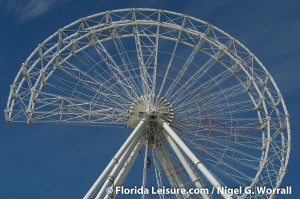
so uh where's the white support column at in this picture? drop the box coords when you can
[142,140,149,199]
[95,139,138,199]
[152,150,165,199]
[158,147,195,199]
[159,119,232,199]
[84,117,147,199]
[163,134,210,199]
[156,148,184,199]
[104,138,144,199]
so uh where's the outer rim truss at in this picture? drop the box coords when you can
[4,8,290,199]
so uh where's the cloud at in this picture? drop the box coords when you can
[1,0,67,21]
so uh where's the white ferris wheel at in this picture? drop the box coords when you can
[4,8,291,199]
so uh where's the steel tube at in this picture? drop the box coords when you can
[84,117,147,199]
[95,139,138,199]
[160,119,232,199]
[156,148,184,199]
[164,133,210,199]
[104,138,144,199]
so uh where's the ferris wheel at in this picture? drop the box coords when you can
[5,8,290,199]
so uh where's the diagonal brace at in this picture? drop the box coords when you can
[84,117,148,199]
[158,118,232,199]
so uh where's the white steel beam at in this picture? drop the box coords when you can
[104,138,144,199]
[159,119,232,199]
[152,150,165,199]
[163,134,210,199]
[95,139,138,199]
[84,117,148,199]
[157,147,194,199]
[142,140,149,199]
[156,148,184,199]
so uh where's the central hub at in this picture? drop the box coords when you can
[127,94,174,144]
[127,94,174,128]
[148,106,157,115]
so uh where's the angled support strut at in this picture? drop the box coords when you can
[163,134,210,199]
[158,118,232,199]
[84,117,148,199]
[104,138,144,199]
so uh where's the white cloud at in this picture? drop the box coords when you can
[1,0,67,21]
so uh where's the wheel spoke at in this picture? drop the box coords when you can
[5,9,290,199]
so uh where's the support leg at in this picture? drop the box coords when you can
[152,150,165,199]
[104,138,144,199]
[95,138,140,199]
[159,119,232,199]
[156,148,184,199]
[84,117,147,199]
[164,134,210,199]
[142,140,149,199]
[157,146,193,199]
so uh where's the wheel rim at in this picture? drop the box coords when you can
[5,8,291,199]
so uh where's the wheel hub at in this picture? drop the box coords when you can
[127,94,174,144]
[127,94,174,128]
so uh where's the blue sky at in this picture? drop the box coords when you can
[0,0,299,198]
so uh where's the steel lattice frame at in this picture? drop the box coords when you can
[5,8,290,199]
